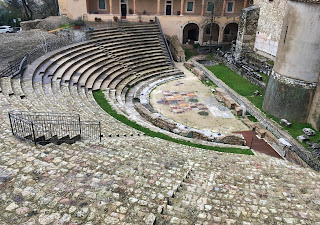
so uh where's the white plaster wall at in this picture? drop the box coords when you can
[253,0,287,58]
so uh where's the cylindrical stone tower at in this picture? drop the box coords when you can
[262,0,320,124]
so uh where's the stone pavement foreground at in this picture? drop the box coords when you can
[0,136,319,225]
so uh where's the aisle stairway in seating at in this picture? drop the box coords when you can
[0,23,319,225]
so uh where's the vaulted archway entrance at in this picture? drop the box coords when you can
[183,23,199,44]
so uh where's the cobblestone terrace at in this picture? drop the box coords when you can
[0,133,319,225]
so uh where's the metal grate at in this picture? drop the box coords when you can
[8,111,101,145]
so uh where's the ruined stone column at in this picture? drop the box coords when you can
[180,0,184,16]
[234,6,260,59]
[262,0,320,125]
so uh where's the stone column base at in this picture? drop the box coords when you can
[262,71,317,123]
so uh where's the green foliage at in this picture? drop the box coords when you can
[278,122,320,150]
[206,52,217,61]
[247,115,258,122]
[266,60,274,66]
[93,90,253,155]
[72,19,86,26]
[193,43,200,49]
[207,64,319,151]
[0,1,23,26]
[204,79,216,87]
[184,48,198,61]
[207,64,264,97]
[258,72,269,83]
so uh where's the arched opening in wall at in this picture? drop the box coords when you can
[203,23,220,44]
[223,23,238,43]
[183,23,199,44]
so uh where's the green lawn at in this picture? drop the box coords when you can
[207,64,264,109]
[280,122,320,149]
[258,72,269,83]
[206,64,319,152]
[184,48,198,61]
[93,90,253,155]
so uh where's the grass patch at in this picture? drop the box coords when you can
[279,123,320,150]
[206,52,216,61]
[203,79,216,87]
[93,90,253,155]
[258,72,269,83]
[266,60,274,66]
[207,64,264,109]
[184,48,198,61]
[207,64,319,152]
[247,115,258,122]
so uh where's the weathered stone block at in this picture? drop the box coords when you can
[280,119,291,127]
[297,135,309,142]
[302,128,315,136]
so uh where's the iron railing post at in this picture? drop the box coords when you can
[99,121,102,142]
[31,121,36,144]
[8,112,14,135]
[78,115,82,140]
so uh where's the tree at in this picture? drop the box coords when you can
[3,0,60,23]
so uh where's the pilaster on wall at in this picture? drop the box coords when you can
[234,6,260,59]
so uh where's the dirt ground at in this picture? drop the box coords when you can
[149,62,249,134]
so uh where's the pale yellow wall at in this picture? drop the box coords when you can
[136,0,157,15]
[63,0,245,17]
[157,15,239,44]
[203,23,219,42]
[66,0,88,19]
[203,0,223,17]
[58,0,68,15]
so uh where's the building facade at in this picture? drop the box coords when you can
[59,0,250,45]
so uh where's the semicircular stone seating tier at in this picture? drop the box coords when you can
[0,25,320,225]
[13,24,182,137]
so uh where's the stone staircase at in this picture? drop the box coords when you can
[0,23,319,225]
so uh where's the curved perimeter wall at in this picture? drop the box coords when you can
[262,0,320,125]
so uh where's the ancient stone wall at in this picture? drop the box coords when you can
[166,35,185,62]
[134,102,246,146]
[253,0,287,59]
[235,6,260,59]
[191,59,320,171]
[263,1,320,124]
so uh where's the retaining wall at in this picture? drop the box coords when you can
[192,60,320,171]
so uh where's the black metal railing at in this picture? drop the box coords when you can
[8,111,101,145]
[155,16,174,66]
